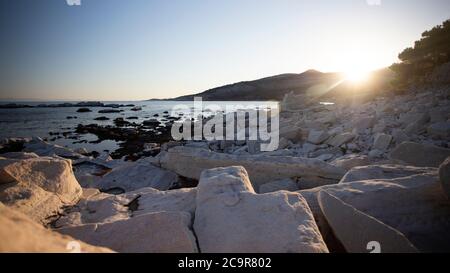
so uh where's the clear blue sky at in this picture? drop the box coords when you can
[0,0,449,101]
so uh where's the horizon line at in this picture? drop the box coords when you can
[0,67,390,102]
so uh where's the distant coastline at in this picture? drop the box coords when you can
[0,101,136,109]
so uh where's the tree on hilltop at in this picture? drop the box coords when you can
[391,19,450,88]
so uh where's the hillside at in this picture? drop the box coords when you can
[153,70,344,101]
[153,68,395,102]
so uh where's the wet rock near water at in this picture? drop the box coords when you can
[74,122,174,160]
[98,109,122,114]
[94,116,109,121]
[76,108,92,113]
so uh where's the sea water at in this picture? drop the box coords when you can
[0,100,277,153]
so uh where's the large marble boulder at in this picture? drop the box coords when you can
[157,146,345,191]
[89,159,180,192]
[339,164,437,183]
[193,166,328,253]
[0,156,82,224]
[318,191,418,253]
[389,142,450,167]
[57,211,198,253]
[23,137,85,160]
[299,172,450,252]
[0,204,112,253]
[54,187,197,227]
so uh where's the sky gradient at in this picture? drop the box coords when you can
[0,0,449,101]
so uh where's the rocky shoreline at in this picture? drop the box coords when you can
[0,101,136,109]
[1,85,450,253]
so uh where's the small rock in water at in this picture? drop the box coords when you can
[113,117,131,127]
[143,119,160,126]
[76,108,91,113]
[98,109,121,114]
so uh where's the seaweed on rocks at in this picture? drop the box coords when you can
[0,139,25,154]
[75,120,175,160]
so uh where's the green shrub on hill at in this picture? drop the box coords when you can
[391,19,450,88]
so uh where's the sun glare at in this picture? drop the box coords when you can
[344,69,370,83]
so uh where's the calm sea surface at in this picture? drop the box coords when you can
[0,101,277,153]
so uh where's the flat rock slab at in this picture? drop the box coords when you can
[331,155,370,171]
[318,191,418,253]
[339,164,437,183]
[23,137,84,160]
[57,211,198,253]
[194,166,328,253]
[55,187,197,227]
[91,160,179,192]
[389,141,450,167]
[158,146,345,191]
[0,204,112,253]
[372,133,392,151]
[300,172,450,252]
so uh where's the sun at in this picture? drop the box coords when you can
[344,69,370,83]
